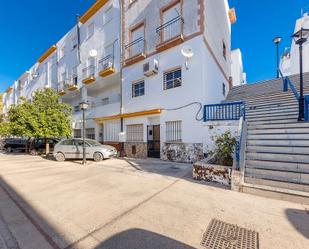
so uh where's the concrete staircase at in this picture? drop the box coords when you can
[226,72,309,204]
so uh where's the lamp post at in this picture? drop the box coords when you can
[292,28,309,121]
[79,101,89,164]
[273,37,282,78]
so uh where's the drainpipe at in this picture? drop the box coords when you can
[119,0,125,156]
[76,14,81,65]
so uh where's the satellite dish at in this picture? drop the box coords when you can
[181,45,194,59]
[89,49,98,58]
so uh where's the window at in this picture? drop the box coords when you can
[86,128,95,140]
[74,105,80,112]
[60,139,74,146]
[223,41,226,60]
[132,80,145,97]
[87,22,95,39]
[74,129,81,138]
[161,2,181,41]
[103,5,113,25]
[102,97,109,106]
[130,24,145,56]
[166,121,182,142]
[222,83,226,96]
[163,68,182,90]
[127,124,143,142]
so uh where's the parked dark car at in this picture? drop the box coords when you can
[3,138,28,152]
[28,138,60,155]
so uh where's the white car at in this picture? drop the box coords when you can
[53,138,117,162]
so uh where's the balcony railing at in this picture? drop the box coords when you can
[98,55,115,77]
[125,37,145,59]
[156,15,184,45]
[82,65,95,79]
[82,65,96,84]
[204,102,246,122]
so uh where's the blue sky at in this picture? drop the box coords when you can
[0,0,308,92]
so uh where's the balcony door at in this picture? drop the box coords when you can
[130,25,144,57]
[162,3,181,42]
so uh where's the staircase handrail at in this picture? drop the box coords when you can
[278,68,299,100]
[234,116,247,171]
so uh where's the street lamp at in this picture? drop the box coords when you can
[292,28,309,121]
[273,36,282,78]
[79,101,89,164]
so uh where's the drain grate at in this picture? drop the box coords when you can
[201,219,259,249]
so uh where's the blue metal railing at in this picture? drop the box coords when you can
[203,101,245,122]
[278,68,309,121]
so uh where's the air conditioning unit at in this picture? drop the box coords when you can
[103,61,113,71]
[143,59,158,77]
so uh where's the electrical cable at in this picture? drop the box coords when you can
[163,102,204,121]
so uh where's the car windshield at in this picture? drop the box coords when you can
[85,139,102,147]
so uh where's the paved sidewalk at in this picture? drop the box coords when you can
[0,152,308,249]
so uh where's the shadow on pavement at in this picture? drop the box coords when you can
[285,208,309,239]
[94,228,195,249]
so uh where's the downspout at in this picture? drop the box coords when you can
[76,14,81,65]
[119,0,125,156]
[119,0,124,131]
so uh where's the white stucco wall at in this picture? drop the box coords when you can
[280,13,309,76]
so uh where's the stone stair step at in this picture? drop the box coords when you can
[246,152,309,163]
[247,133,309,140]
[248,128,309,134]
[246,159,309,173]
[244,176,309,193]
[247,139,309,147]
[248,122,309,129]
[246,111,298,119]
[246,106,298,115]
[247,119,299,125]
[247,114,298,122]
[242,181,309,205]
[245,168,309,185]
[247,145,309,155]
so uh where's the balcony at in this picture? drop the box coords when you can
[82,65,96,84]
[156,16,184,52]
[124,37,146,66]
[98,55,115,78]
[67,75,79,91]
[58,81,67,96]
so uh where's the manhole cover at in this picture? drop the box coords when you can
[201,219,259,249]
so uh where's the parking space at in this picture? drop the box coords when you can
[0,153,308,249]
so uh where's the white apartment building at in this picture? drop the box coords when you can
[2,0,122,148]
[2,0,242,163]
[231,49,246,86]
[280,12,309,76]
[108,0,237,162]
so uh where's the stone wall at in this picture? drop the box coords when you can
[193,160,231,186]
[161,143,203,163]
[124,142,147,159]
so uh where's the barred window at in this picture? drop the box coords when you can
[166,121,182,142]
[132,81,145,97]
[127,124,143,142]
[164,68,182,90]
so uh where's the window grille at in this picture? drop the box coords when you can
[127,124,143,142]
[163,68,182,90]
[166,120,182,142]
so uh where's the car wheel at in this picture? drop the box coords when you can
[6,147,12,153]
[93,152,104,162]
[30,149,38,156]
[55,152,65,162]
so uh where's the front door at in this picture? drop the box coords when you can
[147,125,160,158]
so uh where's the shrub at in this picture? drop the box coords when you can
[209,131,237,166]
